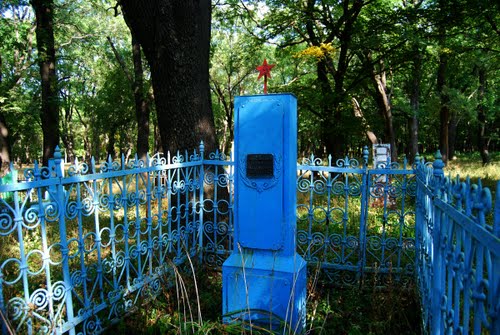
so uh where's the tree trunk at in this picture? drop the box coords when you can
[120,0,217,155]
[369,58,397,161]
[31,0,60,166]
[437,57,449,164]
[448,111,458,160]
[131,35,150,161]
[107,34,152,160]
[61,131,75,162]
[316,58,340,157]
[352,97,378,146]
[61,92,75,162]
[408,47,421,164]
[0,113,11,176]
[154,123,162,154]
[437,26,449,164]
[91,113,100,160]
[0,54,11,176]
[477,68,490,165]
[107,128,116,160]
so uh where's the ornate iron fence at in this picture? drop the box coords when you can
[0,146,205,335]
[296,148,416,286]
[199,150,234,268]
[415,152,500,334]
[1,144,499,334]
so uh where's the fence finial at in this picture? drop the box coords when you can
[199,141,205,158]
[362,146,369,167]
[433,150,445,177]
[54,145,62,159]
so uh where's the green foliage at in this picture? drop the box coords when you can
[1,0,139,164]
[209,0,499,159]
[1,0,499,163]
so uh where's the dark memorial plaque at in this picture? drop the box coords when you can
[246,154,274,178]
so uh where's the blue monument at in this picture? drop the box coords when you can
[222,94,307,332]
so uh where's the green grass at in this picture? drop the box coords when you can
[106,263,421,335]
[445,151,500,195]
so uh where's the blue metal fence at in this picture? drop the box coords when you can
[296,148,416,286]
[0,144,499,334]
[415,152,500,334]
[0,146,205,335]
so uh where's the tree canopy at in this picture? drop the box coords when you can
[0,0,498,169]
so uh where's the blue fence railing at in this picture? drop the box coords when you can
[0,144,499,334]
[296,149,416,286]
[415,152,500,334]
[0,146,206,335]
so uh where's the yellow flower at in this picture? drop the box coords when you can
[295,43,336,60]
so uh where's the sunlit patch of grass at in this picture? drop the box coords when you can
[445,152,500,194]
[444,152,499,225]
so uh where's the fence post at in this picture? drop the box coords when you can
[431,151,445,335]
[358,146,370,285]
[414,153,431,332]
[493,181,500,334]
[199,141,205,263]
[414,153,422,266]
[52,147,76,335]
[495,181,500,239]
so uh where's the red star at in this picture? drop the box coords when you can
[256,59,275,80]
[256,59,275,94]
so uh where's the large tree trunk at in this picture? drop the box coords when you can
[31,0,60,166]
[120,0,217,155]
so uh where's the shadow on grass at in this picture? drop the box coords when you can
[107,264,421,335]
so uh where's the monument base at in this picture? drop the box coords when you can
[222,250,307,333]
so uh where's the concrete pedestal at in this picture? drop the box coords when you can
[223,251,306,332]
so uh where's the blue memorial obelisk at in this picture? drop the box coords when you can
[222,93,307,332]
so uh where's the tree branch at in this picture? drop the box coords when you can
[106,36,133,83]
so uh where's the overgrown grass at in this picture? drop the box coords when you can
[106,263,421,335]
[107,264,268,335]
